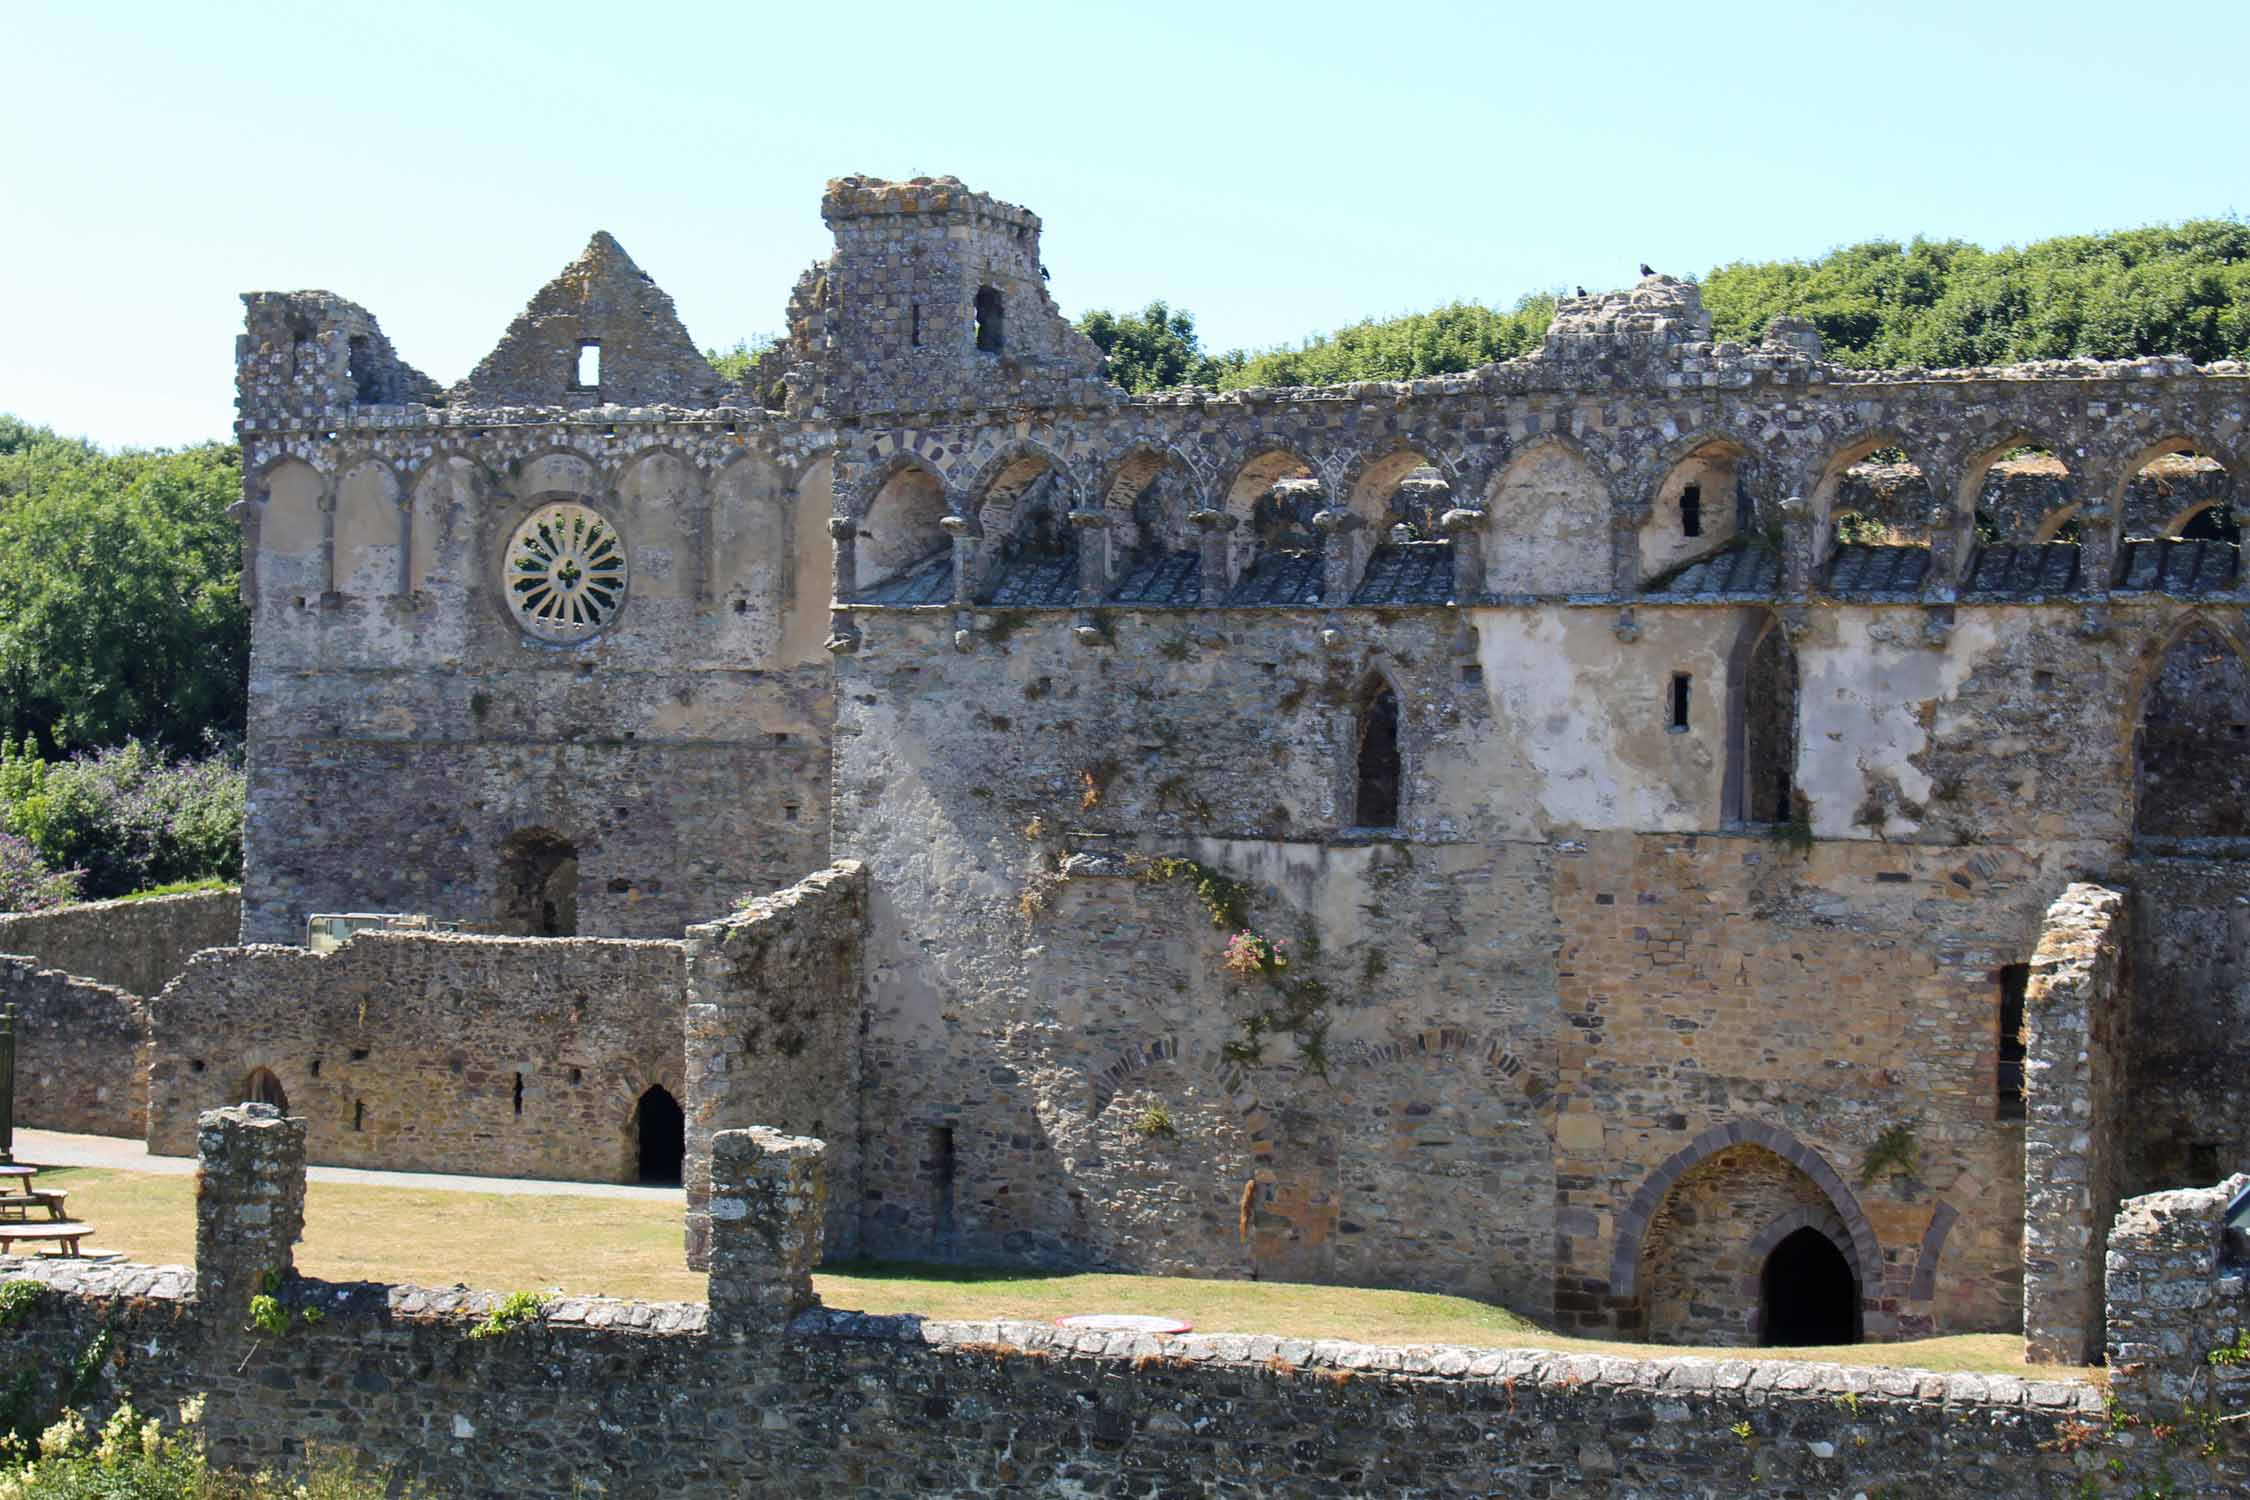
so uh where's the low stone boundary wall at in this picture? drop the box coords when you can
[2106,1172,2250,1417]
[0,1105,2243,1498]
[0,888,239,999]
[0,956,147,1135]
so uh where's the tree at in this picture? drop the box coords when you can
[0,423,247,754]
[1076,302,1242,392]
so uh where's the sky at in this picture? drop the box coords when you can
[6,0,2248,450]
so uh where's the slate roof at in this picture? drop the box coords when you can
[2115,538,2240,595]
[1643,541,1781,598]
[1825,544,1930,598]
[1961,543,2081,600]
[981,549,1080,607]
[1108,550,1202,607]
[851,550,952,607]
[1351,542,1456,607]
[1225,549,1326,607]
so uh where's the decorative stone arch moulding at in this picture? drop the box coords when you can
[2116,608,2250,783]
[1081,1032,1274,1159]
[1481,430,1611,507]
[956,435,1081,503]
[1335,437,1470,517]
[1607,1119,1880,1300]
[838,446,955,522]
[1323,1025,1551,1108]
[2104,431,2244,512]
[1739,1205,1860,1336]
[1629,426,1767,515]
[1800,428,1934,552]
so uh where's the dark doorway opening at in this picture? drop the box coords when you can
[634,1086,684,1184]
[1742,618,1800,825]
[974,287,1005,353]
[498,828,578,936]
[245,1067,288,1114]
[1759,1227,1860,1346]
[1355,678,1401,828]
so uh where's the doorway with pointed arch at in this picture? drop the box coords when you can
[633,1084,685,1185]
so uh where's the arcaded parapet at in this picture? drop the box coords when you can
[451,232,722,409]
[147,932,687,1183]
[2105,1173,2250,1413]
[2022,883,2130,1365]
[683,861,865,1268]
[0,888,240,999]
[0,957,147,1137]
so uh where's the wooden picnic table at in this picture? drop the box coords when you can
[0,1163,90,1256]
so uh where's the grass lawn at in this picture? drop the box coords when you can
[32,1166,2092,1379]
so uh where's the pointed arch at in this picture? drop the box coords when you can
[333,457,405,596]
[1609,1120,1879,1302]
[1641,435,1759,580]
[1483,435,1611,596]
[1724,609,1799,826]
[1352,670,1404,829]
[852,455,953,598]
[2129,614,2250,849]
[1952,428,2075,542]
[1805,430,1933,561]
[1342,440,1460,533]
[249,457,327,610]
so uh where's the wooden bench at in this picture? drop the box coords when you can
[0,1192,64,1225]
[0,1222,90,1256]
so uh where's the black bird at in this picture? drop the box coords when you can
[1039,263,1051,281]
[1575,286,1587,297]
[1639,262,1656,278]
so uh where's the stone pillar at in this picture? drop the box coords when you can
[706,1127,827,1337]
[1189,509,1235,603]
[1609,501,1646,599]
[824,516,859,654]
[940,514,976,607]
[1070,509,1109,605]
[195,1103,306,1324]
[2076,496,2115,638]
[1779,495,1814,598]
[1439,507,1484,603]
[2023,883,2129,1365]
[1312,509,1363,604]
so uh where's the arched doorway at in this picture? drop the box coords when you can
[497,828,578,936]
[634,1086,684,1185]
[1760,1226,1861,1346]
[245,1067,288,1114]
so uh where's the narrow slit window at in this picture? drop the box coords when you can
[1997,964,2028,1119]
[1355,679,1403,829]
[353,1100,365,1132]
[974,287,1004,352]
[1681,482,1703,537]
[930,1124,958,1241]
[1669,673,1692,731]
[513,1072,525,1116]
[910,303,922,347]
[576,341,601,388]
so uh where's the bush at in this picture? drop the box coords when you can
[0,1396,423,1499]
[0,835,80,913]
[0,739,243,901]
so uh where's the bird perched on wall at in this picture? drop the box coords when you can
[1639,263,1655,278]
[1575,286,1587,297]
[1039,264,1051,281]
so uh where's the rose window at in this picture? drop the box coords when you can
[505,504,627,641]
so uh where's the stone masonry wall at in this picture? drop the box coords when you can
[2121,860,2250,1195]
[145,932,686,1181]
[2,1113,2245,1500]
[0,889,239,999]
[683,861,867,1267]
[0,957,147,1136]
[2022,883,2131,1366]
[2105,1173,2250,1419]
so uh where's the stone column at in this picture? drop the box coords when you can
[2075,496,2115,638]
[1189,509,1235,603]
[195,1103,306,1325]
[1439,507,1485,603]
[1070,509,1109,605]
[941,514,976,607]
[1312,509,1363,604]
[824,516,859,654]
[1779,495,1814,598]
[706,1127,827,1337]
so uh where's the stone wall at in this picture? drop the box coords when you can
[1,1113,2243,1500]
[2022,883,2131,1365]
[2106,1173,2250,1417]
[832,605,2045,1336]
[683,861,867,1266]
[2123,860,2250,1194]
[0,957,147,1136]
[0,888,239,999]
[145,932,687,1182]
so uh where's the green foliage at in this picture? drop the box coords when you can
[1133,1103,1176,1140]
[0,1284,40,1331]
[704,338,773,385]
[466,1289,549,1341]
[1701,220,2250,367]
[0,739,243,901]
[1076,302,1243,392]
[1222,295,1555,389]
[1132,855,1253,931]
[1860,1122,1921,1187]
[0,422,246,755]
[0,835,79,912]
[2207,1327,2250,1367]
[0,1397,423,1499]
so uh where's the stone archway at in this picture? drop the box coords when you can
[1610,1121,1880,1344]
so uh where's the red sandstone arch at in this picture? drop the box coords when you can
[1608,1120,1880,1299]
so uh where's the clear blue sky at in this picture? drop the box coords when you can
[6,0,2246,449]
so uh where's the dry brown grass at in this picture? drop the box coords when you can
[35,1166,2093,1379]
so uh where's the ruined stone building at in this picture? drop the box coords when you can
[65,174,2250,1356]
